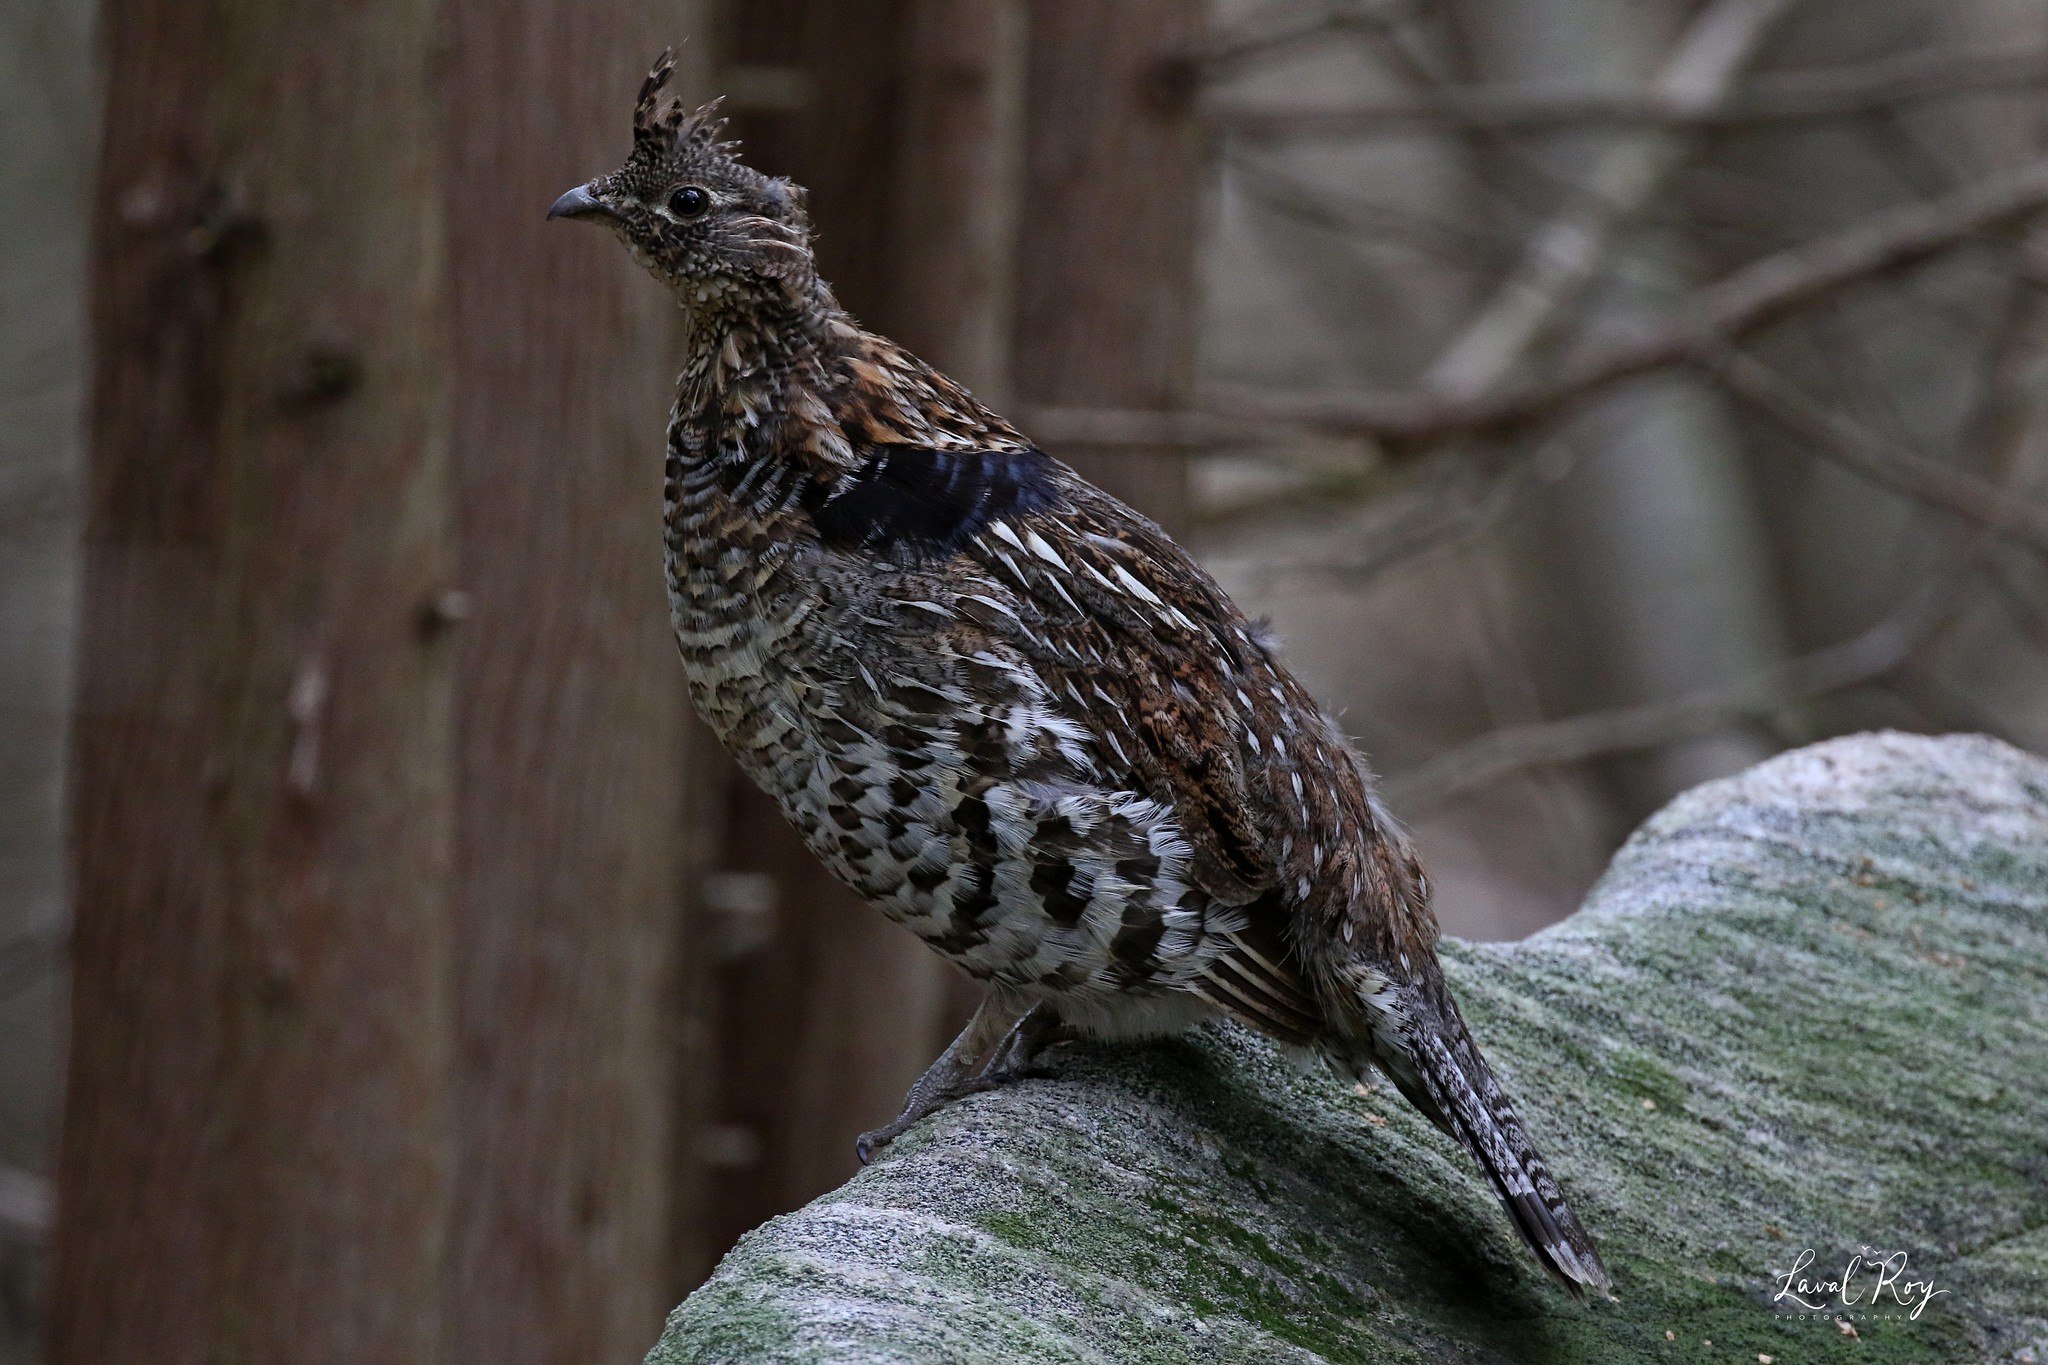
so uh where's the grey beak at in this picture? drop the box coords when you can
[547,184,608,221]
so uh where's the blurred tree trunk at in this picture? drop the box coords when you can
[889,0,1028,408]
[441,12,702,1362]
[53,4,703,1361]
[53,1,456,1358]
[1014,0,1207,532]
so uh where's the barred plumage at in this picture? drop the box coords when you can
[552,51,1609,1296]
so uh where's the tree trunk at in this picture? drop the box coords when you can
[888,0,1028,407]
[53,6,703,1360]
[1013,0,1208,531]
[53,1,455,1358]
[441,16,701,1363]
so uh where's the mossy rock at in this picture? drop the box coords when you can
[650,733,2048,1363]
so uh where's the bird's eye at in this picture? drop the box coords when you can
[668,186,711,219]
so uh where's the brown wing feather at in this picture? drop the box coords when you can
[1191,901,1324,1045]
[974,485,1288,897]
[959,474,1364,1038]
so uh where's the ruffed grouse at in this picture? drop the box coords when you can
[551,53,1609,1295]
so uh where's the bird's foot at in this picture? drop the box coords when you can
[974,1003,1068,1088]
[854,1102,947,1165]
[855,1002,1068,1164]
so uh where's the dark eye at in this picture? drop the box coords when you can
[668,186,710,219]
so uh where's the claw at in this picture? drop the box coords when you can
[854,1071,994,1164]
[854,1113,923,1165]
[853,1000,1070,1167]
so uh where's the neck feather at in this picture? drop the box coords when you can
[678,276,839,401]
[666,275,855,512]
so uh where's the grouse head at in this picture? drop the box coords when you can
[550,51,815,312]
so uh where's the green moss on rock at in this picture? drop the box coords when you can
[650,734,2048,1363]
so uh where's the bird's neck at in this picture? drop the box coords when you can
[673,274,840,423]
[665,275,857,519]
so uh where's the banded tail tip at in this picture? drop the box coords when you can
[1393,999,1613,1298]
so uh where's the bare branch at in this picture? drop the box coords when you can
[1249,440,1585,589]
[1420,0,1797,402]
[1209,44,2048,137]
[1380,325,2048,811]
[1207,157,2048,445]
[1382,584,1946,810]
[1223,147,1521,268]
[1708,347,2048,558]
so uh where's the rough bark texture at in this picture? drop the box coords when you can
[442,15,700,1361]
[53,6,703,1360]
[650,732,2048,1363]
[1014,0,1205,530]
[53,2,456,1359]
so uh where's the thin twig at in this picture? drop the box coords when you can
[1451,536,1609,884]
[1208,44,2048,136]
[1382,579,1949,810]
[1419,0,1798,402]
[1251,438,1584,589]
[1385,330,2048,811]
[1338,0,1594,227]
[1223,147,1520,267]
[1708,347,2048,558]
[1194,463,1392,528]
[1206,157,2048,445]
